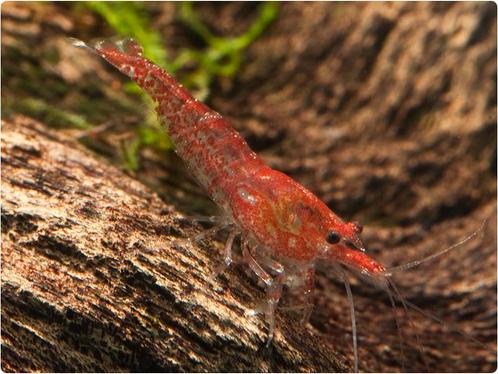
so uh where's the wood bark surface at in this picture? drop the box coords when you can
[2,116,348,372]
[1,2,497,373]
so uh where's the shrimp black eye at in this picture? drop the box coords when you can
[326,231,341,244]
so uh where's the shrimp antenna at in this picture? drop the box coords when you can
[333,264,359,373]
[386,278,430,370]
[384,283,407,371]
[382,219,487,277]
[389,288,494,354]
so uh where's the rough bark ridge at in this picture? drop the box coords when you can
[1,2,497,373]
[2,117,348,372]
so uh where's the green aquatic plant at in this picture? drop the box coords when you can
[13,98,92,130]
[85,2,169,70]
[85,1,279,170]
[177,1,279,98]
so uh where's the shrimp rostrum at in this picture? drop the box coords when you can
[72,37,489,371]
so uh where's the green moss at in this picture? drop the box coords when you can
[12,98,92,130]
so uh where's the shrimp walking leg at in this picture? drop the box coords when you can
[273,268,315,324]
[242,240,284,344]
[242,240,274,286]
[215,230,238,275]
[222,230,237,267]
[194,223,225,243]
[192,215,219,224]
[265,274,283,346]
[255,250,285,275]
[300,268,315,324]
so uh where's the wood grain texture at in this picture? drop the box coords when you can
[1,117,348,372]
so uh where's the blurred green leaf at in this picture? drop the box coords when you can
[179,2,279,78]
[15,98,92,130]
[85,2,170,70]
[121,138,142,171]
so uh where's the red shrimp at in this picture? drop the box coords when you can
[71,37,489,372]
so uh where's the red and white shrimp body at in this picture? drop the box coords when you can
[72,37,397,369]
[72,37,491,372]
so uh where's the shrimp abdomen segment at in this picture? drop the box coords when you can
[172,113,264,200]
[87,38,264,198]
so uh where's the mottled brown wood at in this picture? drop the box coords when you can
[1,117,348,372]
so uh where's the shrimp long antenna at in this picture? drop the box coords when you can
[343,274,359,373]
[389,283,494,353]
[387,278,429,371]
[382,219,487,276]
[334,265,359,373]
[385,284,406,371]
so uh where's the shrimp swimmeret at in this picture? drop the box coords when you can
[71,37,492,372]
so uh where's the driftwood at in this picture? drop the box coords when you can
[1,117,349,372]
[1,2,496,372]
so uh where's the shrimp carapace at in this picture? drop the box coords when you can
[72,34,387,354]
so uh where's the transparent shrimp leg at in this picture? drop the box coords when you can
[300,268,315,325]
[254,249,285,275]
[194,223,224,243]
[242,239,284,346]
[243,248,284,313]
[265,274,284,347]
[242,240,274,286]
[272,268,315,324]
[194,217,233,243]
[192,215,219,225]
[215,229,238,275]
